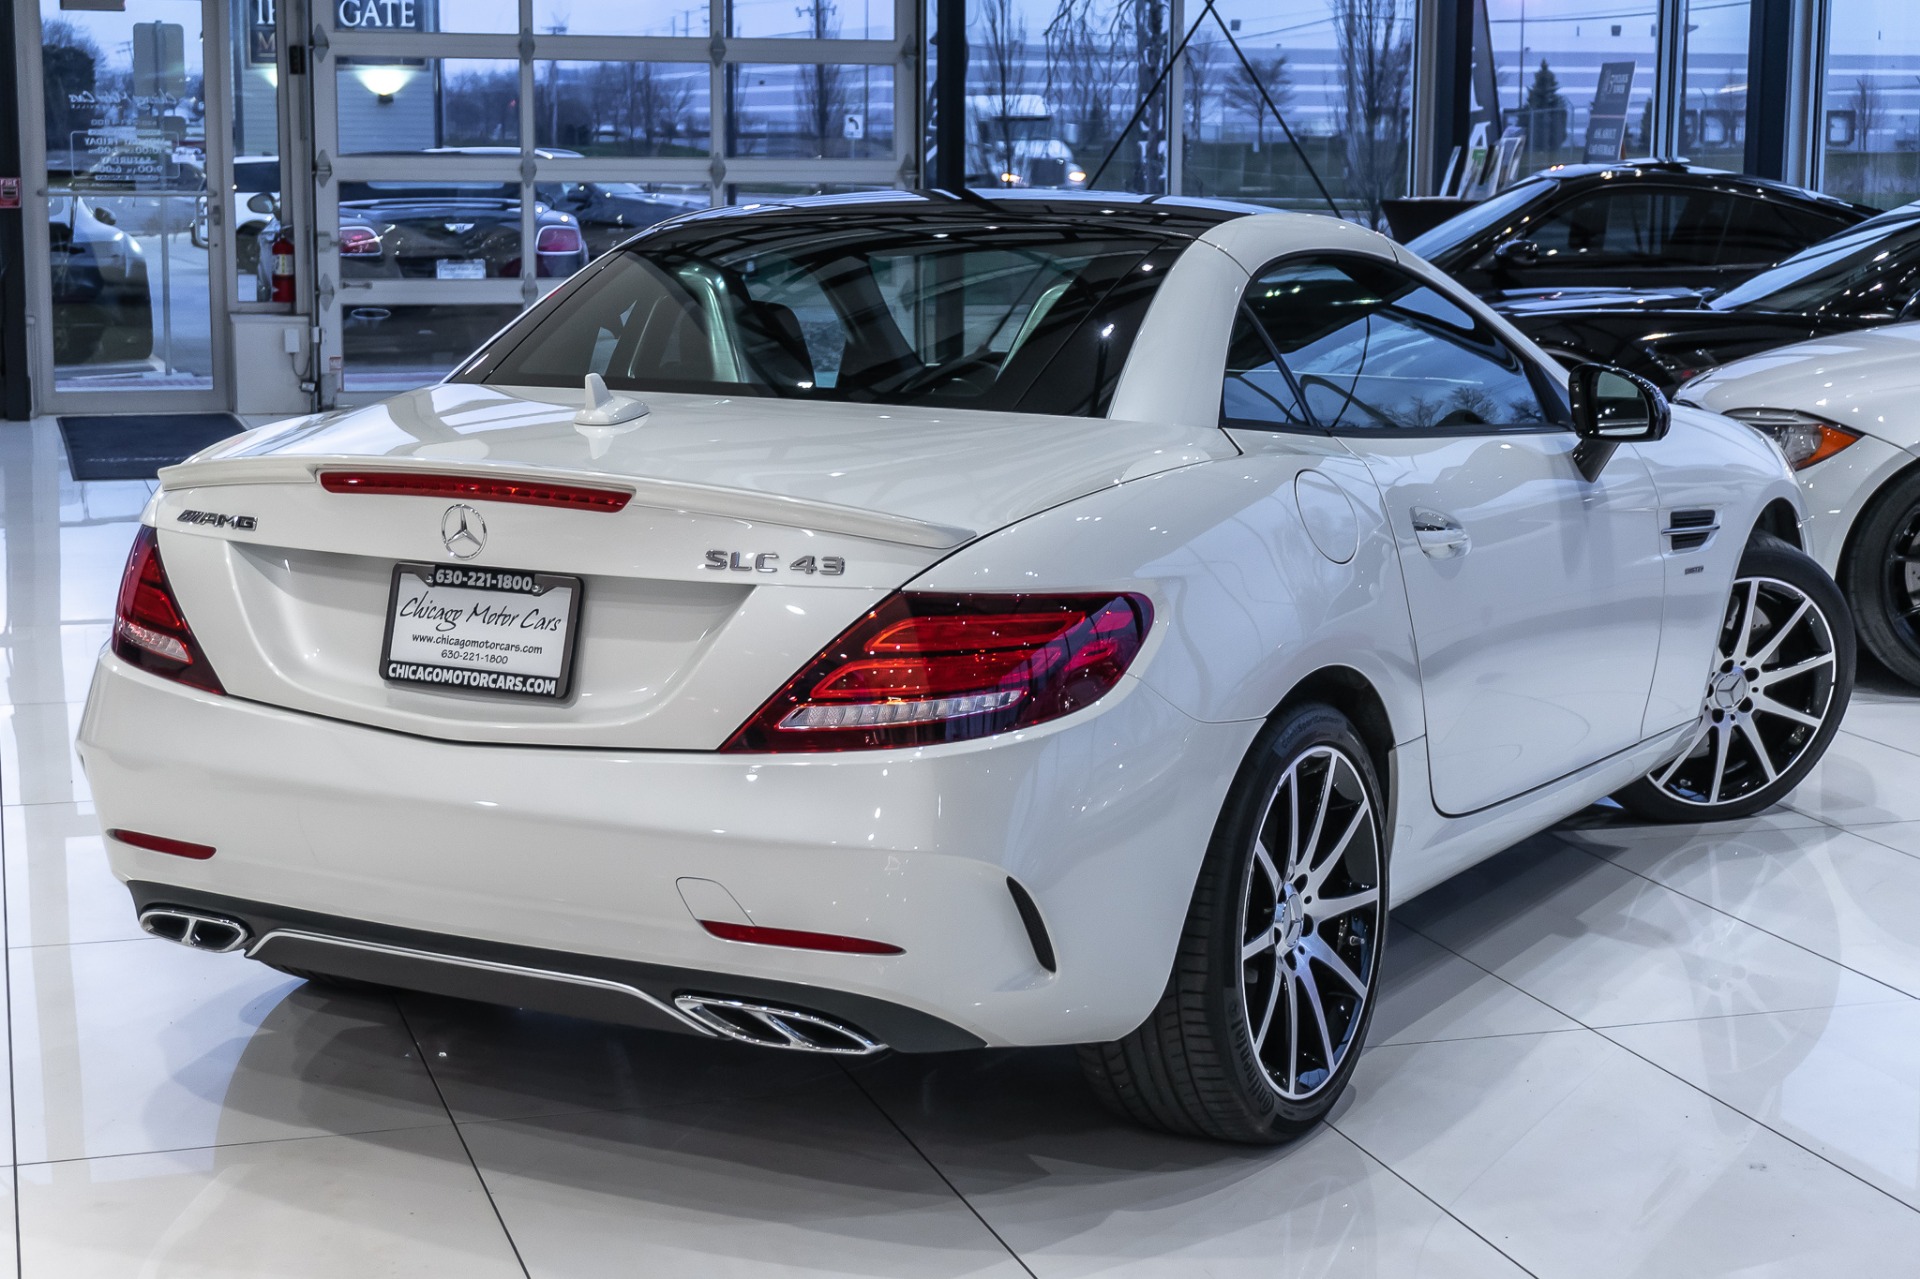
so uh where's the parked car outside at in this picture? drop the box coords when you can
[1407,162,1872,302]
[48,193,153,365]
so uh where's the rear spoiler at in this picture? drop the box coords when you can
[156,455,977,551]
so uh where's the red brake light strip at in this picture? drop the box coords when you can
[698,920,904,955]
[319,471,631,512]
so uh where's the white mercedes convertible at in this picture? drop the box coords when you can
[79,192,1852,1143]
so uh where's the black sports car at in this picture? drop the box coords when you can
[1500,201,1920,392]
[1406,162,1872,301]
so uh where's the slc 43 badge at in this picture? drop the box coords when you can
[704,551,845,575]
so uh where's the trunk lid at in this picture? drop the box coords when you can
[152,384,1231,749]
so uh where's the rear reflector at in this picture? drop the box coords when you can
[113,526,224,694]
[698,920,904,955]
[722,591,1152,753]
[108,829,216,860]
[319,471,631,512]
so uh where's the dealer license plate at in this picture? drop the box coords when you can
[381,563,582,700]
[435,259,486,280]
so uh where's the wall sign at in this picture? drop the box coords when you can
[0,178,19,210]
[1583,61,1636,164]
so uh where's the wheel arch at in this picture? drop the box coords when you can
[1268,665,1395,820]
[1834,452,1920,586]
[1753,497,1805,551]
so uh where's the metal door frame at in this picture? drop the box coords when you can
[305,0,920,408]
[14,0,240,415]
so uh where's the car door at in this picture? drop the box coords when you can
[1240,254,1668,814]
[1495,185,1701,293]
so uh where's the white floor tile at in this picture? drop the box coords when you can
[5,803,146,949]
[1396,836,1901,1026]
[11,940,450,1163]
[1608,1001,1920,1211]
[1834,695,1920,755]
[1787,731,1920,826]
[0,701,91,808]
[400,992,851,1125]
[17,1127,524,1279]
[1851,819,1920,861]
[460,1075,1033,1278]
[854,1048,1529,1278]
[1336,1028,1920,1279]
[1372,924,1580,1047]
[1594,820,1920,998]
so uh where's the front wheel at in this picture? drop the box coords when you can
[1843,468,1920,687]
[1079,704,1387,1143]
[1615,533,1853,822]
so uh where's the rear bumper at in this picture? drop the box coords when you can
[78,653,1255,1047]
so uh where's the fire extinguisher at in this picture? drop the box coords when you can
[268,229,296,303]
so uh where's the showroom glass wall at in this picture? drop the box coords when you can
[1821,0,1920,209]
[311,0,915,395]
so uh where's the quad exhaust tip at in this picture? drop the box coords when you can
[674,994,886,1055]
[139,907,252,954]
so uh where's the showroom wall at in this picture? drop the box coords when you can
[5,0,1920,417]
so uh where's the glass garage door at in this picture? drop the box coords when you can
[309,0,916,401]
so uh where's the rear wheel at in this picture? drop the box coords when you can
[1844,469,1920,687]
[1615,533,1853,822]
[1079,705,1387,1143]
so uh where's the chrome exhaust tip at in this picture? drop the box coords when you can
[673,994,886,1055]
[139,907,251,954]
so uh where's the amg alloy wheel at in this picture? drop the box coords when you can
[1845,469,1920,687]
[1616,534,1854,822]
[1079,705,1387,1142]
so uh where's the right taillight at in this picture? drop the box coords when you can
[112,526,224,694]
[722,591,1152,753]
[338,225,382,256]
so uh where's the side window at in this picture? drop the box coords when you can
[1525,190,1689,262]
[1241,257,1560,433]
[1220,307,1312,429]
[1716,197,1854,267]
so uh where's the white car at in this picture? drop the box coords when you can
[79,193,1852,1143]
[1679,324,1920,686]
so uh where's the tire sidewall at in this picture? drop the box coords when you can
[1200,704,1389,1136]
[1844,469,1920,686]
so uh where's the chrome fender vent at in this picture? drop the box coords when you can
[673,994,886,1055]
[1663,509,1719,553]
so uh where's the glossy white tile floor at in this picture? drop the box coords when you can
[6,414,1920,1277]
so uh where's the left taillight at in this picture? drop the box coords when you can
[722,591,1152,754]
[112,526,224,694]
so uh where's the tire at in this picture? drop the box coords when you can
[1843,468,1920,687]
[1615,533,1854,822]
[1078,704,1388,1143]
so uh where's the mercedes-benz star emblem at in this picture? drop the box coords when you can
[441,504,487,559]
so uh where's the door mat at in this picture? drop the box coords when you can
[58,414,245,481]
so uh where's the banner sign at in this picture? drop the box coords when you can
[1583,61,1636,163]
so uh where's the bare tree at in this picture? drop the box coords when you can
[1224,50,1289,153]
[797,0,848,155]
[977,0,1031,184]
[1332,0,1412,227]
[1045,3,1123,169]
[1184,37,1220,144]
[1047,0,1166,193]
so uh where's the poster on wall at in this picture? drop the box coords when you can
[1584,62,1636,163]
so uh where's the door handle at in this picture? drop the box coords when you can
[1411,508,1471,559]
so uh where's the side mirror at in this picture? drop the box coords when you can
[247,192,277,216]
[90,205,117,226]
[1491,238,1540,269]
[1567,363,1671,481]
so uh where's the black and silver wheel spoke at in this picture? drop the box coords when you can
[1239,746,1383,1102]
[1647,574,1838,808]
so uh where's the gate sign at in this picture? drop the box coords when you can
[1583,61,1636,163]
[336,0,422,28]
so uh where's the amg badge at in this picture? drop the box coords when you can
[177,509,259,531]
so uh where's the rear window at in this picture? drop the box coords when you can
[459,217,1181,416]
